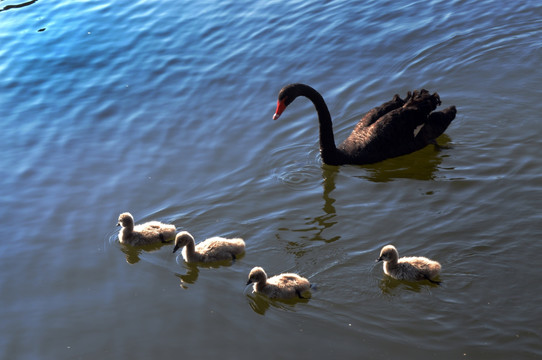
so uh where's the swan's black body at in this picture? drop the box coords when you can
[273,83,457,165]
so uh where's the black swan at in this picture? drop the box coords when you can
[273,83,457,165]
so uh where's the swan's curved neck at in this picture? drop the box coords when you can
[296,85,339,162]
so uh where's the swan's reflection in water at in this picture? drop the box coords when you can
[275,136,452,258]
[303,164,341,242]
[358,135,452,182]
[275,164,340,244]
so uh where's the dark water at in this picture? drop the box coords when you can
[1,0,541,358]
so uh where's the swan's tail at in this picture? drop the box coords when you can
[404,89,441,114]
[423,105,457,140]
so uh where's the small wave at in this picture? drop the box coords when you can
[105,229,120,248]
[268,144,322,190]
[396,17,542,83]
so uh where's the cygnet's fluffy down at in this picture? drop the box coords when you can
[376,245,441,284]
[246,267,311,300]
[117,212,176,246]
[172,231,245,263]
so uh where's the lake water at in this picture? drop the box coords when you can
[1,0,541,358]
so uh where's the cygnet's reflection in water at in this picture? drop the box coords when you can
[119,241,172,265]
[173,252,246,289]
[378,275,441,295]
[174,263,199,289]
[245,291,310,316]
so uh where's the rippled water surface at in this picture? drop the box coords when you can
[1,0,541,359]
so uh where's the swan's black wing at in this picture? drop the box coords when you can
[353,93,406,131]
[338,90,456,164]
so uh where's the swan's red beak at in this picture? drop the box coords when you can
[273,99,287,120]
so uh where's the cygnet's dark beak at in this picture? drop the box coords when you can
[376,257,383,263]
[246,279,253,286]
[172,245,180,254]
[116,222,121,227]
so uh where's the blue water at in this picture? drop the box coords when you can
[1,0,542,359]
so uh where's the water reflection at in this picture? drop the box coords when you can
[321,165,338,215]
[359,135,453,182]
[276,164,341,244]
[378,276,441,295]
[306,164,341,242]
[245,292,310,316]
[119,242,172,264]
[277,137,451,245]
[173,254,245,289]
[174,263,200,289]
[287,213,340,243]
